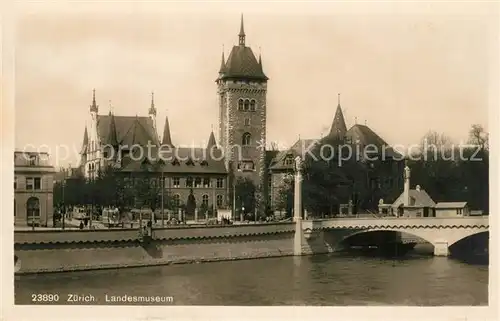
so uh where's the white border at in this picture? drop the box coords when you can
[2,1,499,321]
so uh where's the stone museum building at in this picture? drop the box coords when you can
[78,16,403,215]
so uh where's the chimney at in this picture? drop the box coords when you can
[403,165,411,206]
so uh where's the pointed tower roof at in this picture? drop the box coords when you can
[219,50,226,74]
[107,113,119,146]
[207,130,217,149]
[328,93,347,139]
[80,126,89,154]
[90,89,98,113]
[219,15,268,81]
[239,14,245,46]
[148,92,157,116]
[161,115,173,147]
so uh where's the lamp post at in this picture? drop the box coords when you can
[161,168,164,227]
[232,168,242,222]
[62,168,66,230]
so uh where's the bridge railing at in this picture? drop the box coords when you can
[302,216,489,230]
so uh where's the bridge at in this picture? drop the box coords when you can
[295,216,489,256]
[291,155,489,257]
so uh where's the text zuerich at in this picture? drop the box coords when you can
[67,294,96,303]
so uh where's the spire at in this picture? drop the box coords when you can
[107,113,119,146]
[207,130,217,149]
[238,14,245,46]
[108,100,113,115]
[219,49,226,74]
[149,92,157,116]
[90,89,98,113]
[328,95,348,139]
[161,114,173,147]
[80,126,89,154]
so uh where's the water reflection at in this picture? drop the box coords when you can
[15,254,488,306]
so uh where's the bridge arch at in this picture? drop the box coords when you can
[448,230,489,248]
[336,228,434,247]
[316,225,488,256]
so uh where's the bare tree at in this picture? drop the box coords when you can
[468,124,489,150]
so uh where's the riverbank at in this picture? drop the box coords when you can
[14,223,298,274]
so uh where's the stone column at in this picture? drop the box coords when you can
[194,208,198,222]
[293,156,303,222]
[293,156,303,256]
[433,241,449,256]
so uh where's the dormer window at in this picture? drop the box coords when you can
[238,161,255,172]
[29,154,37,166]
[284,155,294,166]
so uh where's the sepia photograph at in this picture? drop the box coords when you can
[3,1,498,320]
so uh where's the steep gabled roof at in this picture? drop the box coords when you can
[346,124,402,159]
[161,115,173,147]
[392,189,436,208]
[96,114,160,147]
[120,146,227,174]
[328,104,347,138]
[269,139,319,171]
[80,126,89,154]
[220,45,268,81]
[207,131,217,149]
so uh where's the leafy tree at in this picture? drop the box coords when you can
[301,135,369,216]
[275,175,294,217]
[235,177,256,215]
[186,188,197,216]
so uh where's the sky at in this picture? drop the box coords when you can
[13,2,497,168]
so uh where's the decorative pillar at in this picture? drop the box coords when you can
[433,241,449,257]
[293,156,303,256]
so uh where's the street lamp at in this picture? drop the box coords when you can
[232,167,242,221]
[62,168,66,230]
[161,166,165,227]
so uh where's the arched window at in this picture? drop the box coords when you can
[244,99,250,111]
[250,100,256,112]
[242,132,251,146]
[238,99,244,111]
[26,197,40,224]
[202,194,209,207]
[173,194,181,208]
[216,195,223,208]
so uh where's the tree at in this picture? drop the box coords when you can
[186,189,197,217]
[235,177,256,215]
[408,124,489,213]
[301,135,370,216]
[275,175,294,217]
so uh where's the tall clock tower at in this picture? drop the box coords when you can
[216,15,268,212]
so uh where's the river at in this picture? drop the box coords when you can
[15,253,488,306]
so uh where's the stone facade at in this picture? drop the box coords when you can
[14,151,56,226]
